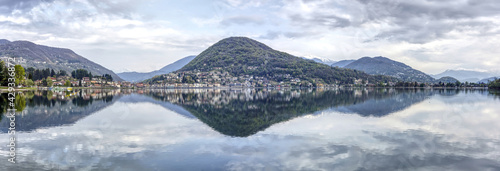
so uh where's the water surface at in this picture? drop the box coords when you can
[0,88,499,170]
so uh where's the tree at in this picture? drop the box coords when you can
[14,93,26,112]
[71,69,92,79]
[181,75,191,83]
[46,77,53,87]
[14,65,25,86]
[488,79,500,89]
[65,80,71,87]
[58,70,67,77]
[25,79,34,87]
[25,67,35,80]
[103,74,113,81]
[0,61,7,85]
[50,69,56,77]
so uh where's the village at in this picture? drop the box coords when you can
[145,70,345,88]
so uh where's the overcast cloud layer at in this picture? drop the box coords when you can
[0,0,499,74]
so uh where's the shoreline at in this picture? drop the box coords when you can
[0,86,491,91]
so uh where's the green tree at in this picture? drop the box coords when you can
[14,65,25,86]
[65,80,71,87]
[25,79,34,87]
[182,75,195,84]
[488,79,500,89]
[50,69,56,77]
[46,77,53,87]
[0,61,7,85]
[14,93,26,112]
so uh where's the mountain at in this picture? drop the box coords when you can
[332,89,435,117]
[300,57,337,66]
[177,37,398,84]
[331,60,355,67]
[434,76,459,83]
[0,39,10,45]
[344,56,435,83]
[432,70,494,82]
[118,55,195,82]
[118,94,195,119]
[311,57,336,65]
[0,39,123,81]
[142,89,433,137]
[478,77,499,83]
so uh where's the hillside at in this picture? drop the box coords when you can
[0,39,123,81]
[118,55,195,82]
[434,76,459,83]
[432,69,494,82]
[344,56,435,83]
[177,37,397,84]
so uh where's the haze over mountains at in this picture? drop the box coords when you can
[117,56,195,82]
[0,39,123,81]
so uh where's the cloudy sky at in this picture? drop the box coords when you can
[1,0,499,74]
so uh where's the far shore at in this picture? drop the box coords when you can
[0,86,491,92]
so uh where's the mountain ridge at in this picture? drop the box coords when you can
[432,69,494,82]
[331,60,356,67]
[343,56,435,83]
[174,37,398,84]
[0,39,123,81]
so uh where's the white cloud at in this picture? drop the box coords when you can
[0,0,499,74]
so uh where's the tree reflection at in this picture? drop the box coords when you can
[0,89,121,132]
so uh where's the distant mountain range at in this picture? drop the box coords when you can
[331,58,497,83]
[340,56,435,83]
[331,60,355,67]
[3,37,494,85]
[0,39,123,81]
[173,37,398,84]
[300,57,337,66]
[478,77,499,83]
[117,55,195,82]
[432,70,496,83]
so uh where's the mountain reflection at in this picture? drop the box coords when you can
[142,88,442,137]
[1,88,494,136]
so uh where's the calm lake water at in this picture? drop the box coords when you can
[0,88,499,170]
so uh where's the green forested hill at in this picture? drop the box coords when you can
[0,39,123,81]
[179,37,397,84]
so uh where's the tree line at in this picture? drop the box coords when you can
[25,67,67,81]
[0,61,113,87]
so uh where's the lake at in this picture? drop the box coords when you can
[0,88,499,170]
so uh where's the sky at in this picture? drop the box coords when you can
[0,0,499,75]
